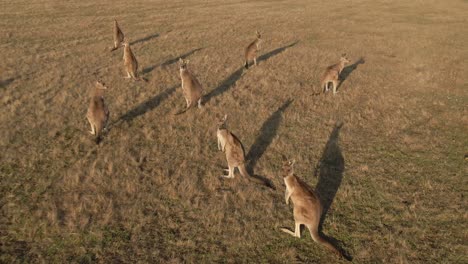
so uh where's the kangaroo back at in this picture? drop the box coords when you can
[114,20,124,42]
[87,81,109,144]
[111,19,125,51]
[94,120,104,144]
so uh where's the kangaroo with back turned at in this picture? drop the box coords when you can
[321,54,350,95]
[110,19,124,51]
[280,157,348,260]
[86,81,110,144]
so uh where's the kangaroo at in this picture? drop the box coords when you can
[175,58,203,115]
[280,158,345,259]
[122,39,144,81]
[244,30,262,69]
[217,115,249,178]
[87,81,110,144]
[321,54,350,95]
[110,19,124,51]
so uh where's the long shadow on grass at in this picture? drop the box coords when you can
[116,86,177,123]
[314,121,352,261]
[257,41,299,64]
[0,77,15,88]
[245,99,293,189]
[142,48,204,74]
[203,67,244,103]
[204,42,299,103]
[336,57,365,91]
[130,33,160,46]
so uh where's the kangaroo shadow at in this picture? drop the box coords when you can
[0,77,15,88]
[257,41,299,64]
[204,42,299,103]
[245,99,293,189]
[337,57,365,91]
[116,86,176,123]
[142,48,204,75]
[130,33,160,46]
[203,67,244,103]
[314,121,352,261]
[161,48,204,67]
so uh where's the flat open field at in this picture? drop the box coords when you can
[1,0,467,263]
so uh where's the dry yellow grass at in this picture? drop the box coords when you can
[1,0,467,263]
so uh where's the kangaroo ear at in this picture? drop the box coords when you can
[96,80,107,89]
[185,59,190,64]
[289,159,296,166]
[223,114,228,121]
[179,58,183,64]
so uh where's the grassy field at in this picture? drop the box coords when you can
[1,0,467,263]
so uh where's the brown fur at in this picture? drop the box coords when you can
[280,158,344,258]
[122,39,141,81]
[217,115,249,178]
[86,81,110,144]
[110,19,124,51]
[321,54,350,94]
[176,59,203,115]
[244,31,262,69]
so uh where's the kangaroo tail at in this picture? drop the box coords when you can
[174,107,189,115]
[132,74,146,82]
[244,61,249,69]
[95,135,102,144]
[309,227,344,259]
[238,164,250,177]
[95,124,103,145]
[174,102,193,115]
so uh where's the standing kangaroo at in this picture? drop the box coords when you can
[321,54,350,94]
[122,39,144,81]
[176,58,203,115]
[244,30,262,69]
[87,81,110,144]
[110,19,124,51]
[217,115,250,178]
[280,158,346,259]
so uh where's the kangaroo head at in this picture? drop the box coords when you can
[179,58,189,71]
[93,80,107,97]
[217,114,228,130]
[281,156,295,177]
[256,30,262,39]
[340,53,350,64]
[122,38,129,47]
[95,80,108,90]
